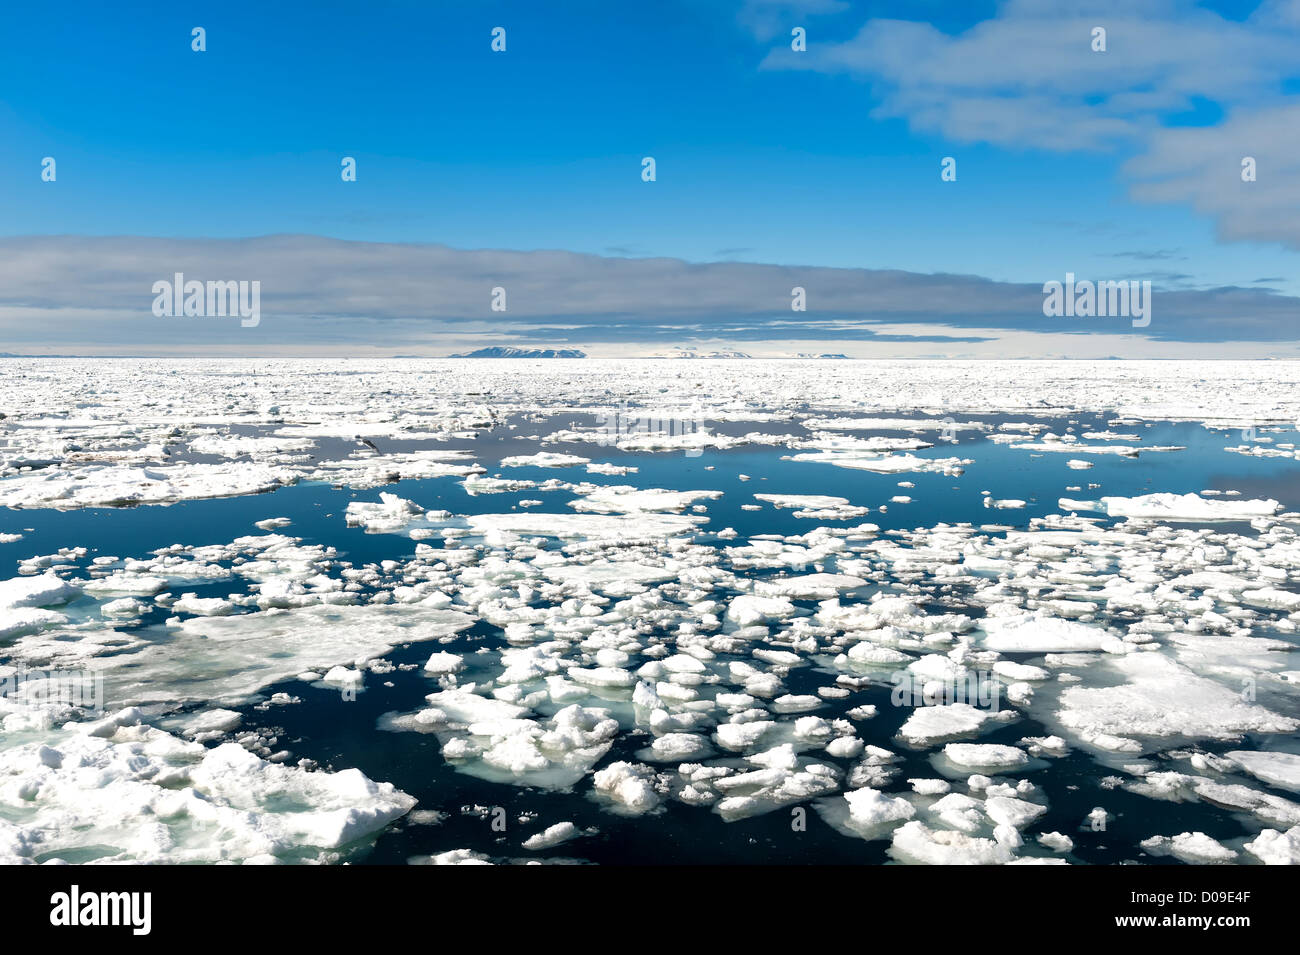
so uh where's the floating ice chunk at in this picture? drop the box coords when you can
[323,666,363,686]
[844,788,915,827]
[726,594,796,626]
[1189,780,1300,828]
[466,511,705,541]
[542,561,676,593]
[715,721,777,752]
[171,593,236,616]
[786,451,970,475]
[713,757,840,821]
[592,761,660,814]
[889,821,1014,865]
[99,603,476,706]
[1099,492,1279,521]
[411,849,494,865]
[573,486,721,514]
[753,493,870,520]
[344,493,426,533]
[909,778,951,795]
[1226,751,1300,792]
[0,607,68,639]
[648,733,714,761]
[1244,826,1300,864]
[1058,653,1298,744]
[1140,831,1237,864]
[1021,736,1068,757]
[1240,588,1300,611]
[897,703,1003,746]
[980,613,1123,653]
[1037,831,1073,852]
[826,736,864,758]
[522,821,580,850]
[983,795,1046,829]
[755,573,865,599]
[942,744,1029,771]
[0,713,414,863]
[1014,438,1183,455]
[568,666,636,688]
[993,661,1050,681]
[501,452,590,468]
[424,687,529,724]
[173,707,243,737]
[845,642,912,666]
[773,694,822,713]
[0,461,298,510]
[586,462,637,476]
[423,652,464,675]
[0,573,80,609]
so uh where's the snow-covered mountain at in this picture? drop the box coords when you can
[449,346,586,358]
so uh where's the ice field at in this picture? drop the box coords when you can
[1,358,1299,864]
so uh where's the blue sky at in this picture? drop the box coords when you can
[1,0,1298,356]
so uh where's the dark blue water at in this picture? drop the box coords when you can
[2,413,1298,864]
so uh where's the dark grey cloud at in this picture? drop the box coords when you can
[0,234,1297,352]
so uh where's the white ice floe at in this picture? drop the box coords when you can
[592,761,661,814]
[424,652,465,675]
[942,743,1030,771]
[1057,653,1297,747]
[0,706,414,864]
[843,787,915,828]
[521,821,581,850]
[753,493,871,520]
[785,450,970,475]
[500,452,590,468]
[1140,831,1237,864]
[898,704,1011,747]
[1061,492,1281,521]
[980,612,1125,653]
[573,485,721,514]
[1226,751,1300,792]
[1244,826,1300,864]
[889,821,1015,865]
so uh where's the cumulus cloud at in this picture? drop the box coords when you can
[760,0,1300,248]
[1127,103,1300,247]
[765,1,1298,148]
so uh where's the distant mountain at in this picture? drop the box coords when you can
[795,352,851,359]
[652,348,753,359]
[450,346,586,358]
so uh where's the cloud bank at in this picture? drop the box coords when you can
[0,234,1297,357]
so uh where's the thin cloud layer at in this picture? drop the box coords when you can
[0,234,1296,355]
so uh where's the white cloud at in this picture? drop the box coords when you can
[765,1,1299,150]
[1127,103,1300,247]
[760,0,1300,248]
